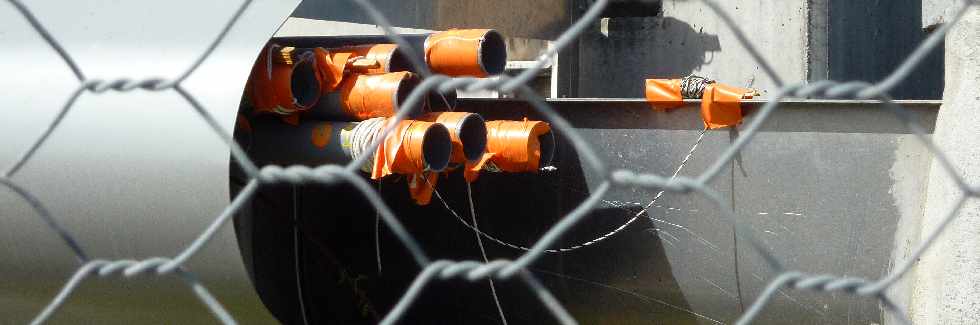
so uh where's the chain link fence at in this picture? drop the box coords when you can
[3,0,978,323]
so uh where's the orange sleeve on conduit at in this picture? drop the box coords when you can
[644,79,684,111]
[330,44,398,74]
[248,45,306,115]
[366,119,442,206]
[407,172,439,205]
[370,119,435,180]
[700,83,751,129]
[424,29,492,77]
[485,120,551,173]
[338,72,415,120]
[463,153,494,183]
[314,47,347,92]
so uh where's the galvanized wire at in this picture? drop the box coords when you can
[2,0,979,324]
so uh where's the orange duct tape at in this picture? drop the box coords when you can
[326,44,410,74]
[367,119,452,206]
[407,172,440,205]
[644,79,684,110]
[370,119,452,180]
[313,47,347,92]
[246,45,322,115]
[479,119,554,177]
[313,71,422,121]
[700,83,752,129]
[424,29,507,77]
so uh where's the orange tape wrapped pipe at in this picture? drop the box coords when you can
[369,119,451,205]
[315,71,421,121]
[474,119,553,182]
[246,45,322,115]
[424,29,507,77]
[326,44,407,74]
[370,119,451,179]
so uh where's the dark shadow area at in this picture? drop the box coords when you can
[577,16,721,97]
[598,0,663,18]
[829,0,944,99]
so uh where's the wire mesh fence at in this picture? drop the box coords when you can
[2,0,978,324]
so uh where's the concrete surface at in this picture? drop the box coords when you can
[912,6,980,323]
[923,0,962,28]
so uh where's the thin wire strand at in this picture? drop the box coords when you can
[467,183,508,325]
[432,128,706,253]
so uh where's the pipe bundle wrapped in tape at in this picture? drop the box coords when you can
[644,75,757,129]
[241,29,512,204]
[245,45,426,121]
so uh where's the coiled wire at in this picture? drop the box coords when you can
[680,74,715,99]
[348,117,388,172]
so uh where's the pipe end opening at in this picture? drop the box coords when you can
[479,30,507,76]
[458,113,488,162]
[538,130,555,168]
[422,124,452,172]
[394,73,424,116]
[290,59,320,109]
[387,47,413,73]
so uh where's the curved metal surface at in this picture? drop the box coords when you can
[0,0,298,323]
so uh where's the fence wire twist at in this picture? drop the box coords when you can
[3,0,979,324]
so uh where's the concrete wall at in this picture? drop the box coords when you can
[923,0,962,28]
[912,6,980,323]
